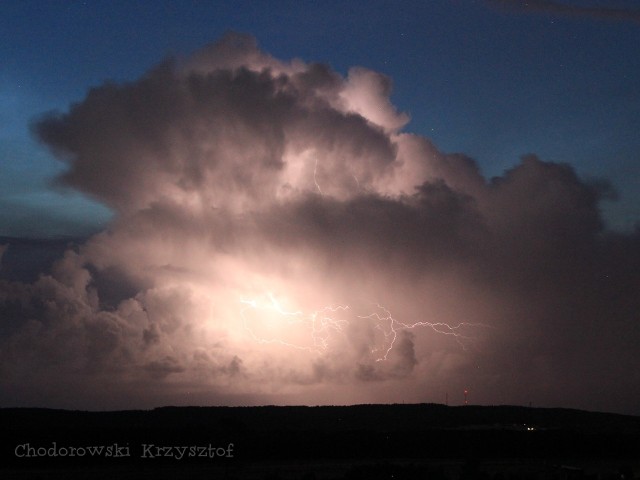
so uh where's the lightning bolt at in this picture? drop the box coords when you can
[313,156,323,195]
[240,294,490,361]
[240,294,350,352]
[357,304,487,361]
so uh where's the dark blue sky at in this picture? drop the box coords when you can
[2,0,639,236]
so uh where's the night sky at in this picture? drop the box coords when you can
[1,1,639,413]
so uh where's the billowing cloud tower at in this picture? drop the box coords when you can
[1,34,638,412]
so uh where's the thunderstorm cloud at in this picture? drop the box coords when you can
[1,33,639,412]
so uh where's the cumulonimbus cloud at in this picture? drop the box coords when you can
[1,33,638,412]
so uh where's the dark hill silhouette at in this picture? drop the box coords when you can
[2,404,639,479]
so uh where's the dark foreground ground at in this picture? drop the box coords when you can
[2,404,639,479]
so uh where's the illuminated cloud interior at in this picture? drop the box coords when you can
[1,34,638,412]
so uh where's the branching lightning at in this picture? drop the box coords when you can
[240,293,490,361]
[240,294,350,352]
[313,156,323,195]
[357,304,488,361]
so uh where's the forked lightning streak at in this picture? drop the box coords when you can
[240,294,489,360]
